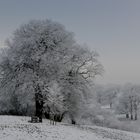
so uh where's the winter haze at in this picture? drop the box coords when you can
[1,1,140,140]
[0,0,140,84]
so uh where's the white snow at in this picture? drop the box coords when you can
[0,115,140,140]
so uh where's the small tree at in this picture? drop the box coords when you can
[44,81,66,123]
[116,84,140,120]
[116,93,130,118]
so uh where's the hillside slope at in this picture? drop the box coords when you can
[0,116,140,140]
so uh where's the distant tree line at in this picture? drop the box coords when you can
[95,84,140,121]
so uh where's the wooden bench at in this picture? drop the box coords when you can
[30,116,39,123]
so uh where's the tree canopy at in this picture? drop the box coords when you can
[0,19,103,121]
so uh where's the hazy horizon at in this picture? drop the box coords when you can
[0,0,140,85]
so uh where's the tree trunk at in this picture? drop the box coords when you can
[135,113,137,120]
[131,114,133,120]
[130,97,133,120]
[71,119,76,125]
[134,103,138,120]
[110,102,112,108]
[35,84,44,122]
[69,113,76,125]
[126,113,129,118]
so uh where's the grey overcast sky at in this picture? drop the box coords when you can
[0,0,140,84]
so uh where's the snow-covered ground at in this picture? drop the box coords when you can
[0,116,140,140]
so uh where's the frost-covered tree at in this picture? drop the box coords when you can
[0,19,103,122]
[58,46,103,123]
[0,20,74,120]
[94,85,105,104]
[115,93,130,118]
[116,84,140,120]
[95,85,120,108]
[43,81,66,122]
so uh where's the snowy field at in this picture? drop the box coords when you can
[0,116,140,140]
